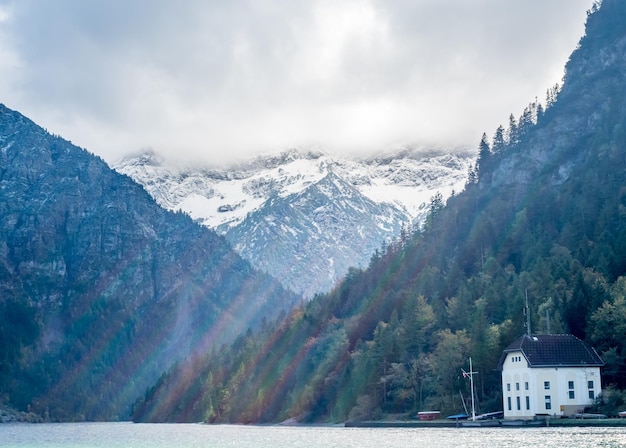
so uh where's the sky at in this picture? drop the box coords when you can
[0,0,595,166]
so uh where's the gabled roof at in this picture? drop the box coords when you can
[498,334,604,370]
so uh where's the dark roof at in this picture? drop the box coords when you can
[498,334,604,370]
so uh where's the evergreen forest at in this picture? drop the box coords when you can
[133,0,626,423]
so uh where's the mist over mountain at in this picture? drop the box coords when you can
[115,149,472,297]
[132,0,626,424]
[0,105,297,421]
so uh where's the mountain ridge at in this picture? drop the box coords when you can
[115,147,473,296]
[0,103,297,420]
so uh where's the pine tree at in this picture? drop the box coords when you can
[507,114,519,145]
[476,133,492,176]
[518,101,540,139]
[492,125,506,153]
[546,83,560,109]
[466,164,478,186]
[536,103,545,122]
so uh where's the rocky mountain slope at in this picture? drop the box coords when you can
[0,104,297,421]
[115,149,473,297]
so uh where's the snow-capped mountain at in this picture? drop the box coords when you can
[115,148,474,297]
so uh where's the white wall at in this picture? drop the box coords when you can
[501,351,601,419]
[502,350,535,418]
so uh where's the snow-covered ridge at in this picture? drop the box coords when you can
[115,147,475,297]
[115,147,474,233]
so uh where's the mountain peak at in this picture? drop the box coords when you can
[116,147,473,297]
[116,148,164,168]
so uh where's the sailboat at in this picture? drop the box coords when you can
[462,357,478,421]
[460,357,502,427]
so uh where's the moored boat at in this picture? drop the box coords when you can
[417,411,441,421]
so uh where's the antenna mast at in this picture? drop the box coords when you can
[525,289,531,337]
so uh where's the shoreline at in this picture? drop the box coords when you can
[345,418,626,428]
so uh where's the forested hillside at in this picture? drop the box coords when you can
[133,0,626,423]
[0,105,297,421]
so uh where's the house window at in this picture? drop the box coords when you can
[568,381,574,389]
[588,380,595,399]
[545,395,551,410]
[525,382,529,390]
[544,381,550,390]
[569,390,575,399]
[517,396,521,410]
[526,396,530,410]
[507,383,511,392]
[516,382,520,391]
[507,397,512,411]
[588,380,594,389]
[589,390,595,400]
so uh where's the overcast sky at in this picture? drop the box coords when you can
[0,0,594,166]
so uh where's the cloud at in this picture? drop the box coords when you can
[0,0,594,165]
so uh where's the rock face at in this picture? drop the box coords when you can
[226,172,407,297]
[0,104,297,421]
[116,148,473,297]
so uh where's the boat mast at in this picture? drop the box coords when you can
[470,357,476,421]
[462,357,478,421]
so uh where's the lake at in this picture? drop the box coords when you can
[1,422,626,448]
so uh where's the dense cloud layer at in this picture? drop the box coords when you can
[0,0,594,165]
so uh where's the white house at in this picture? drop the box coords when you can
[499,334,603,420]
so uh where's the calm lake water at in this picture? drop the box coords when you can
[1,422,626,448]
